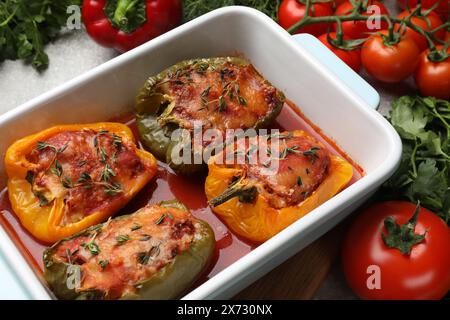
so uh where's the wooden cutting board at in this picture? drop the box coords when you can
[234,224,346,299]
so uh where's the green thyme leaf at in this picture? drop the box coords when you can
[78,172,92,184]
[101,164,116,182]
[155,214,166,225]
[104,183,122,196]
[131,224,142,231]
[50,160,63,177]
[98,260,109,270]
[62,176,73,189]
[139,235,151,241]
[82,242,100,255]
[116,234,130,245]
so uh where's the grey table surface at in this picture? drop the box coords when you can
[0,2,414,300]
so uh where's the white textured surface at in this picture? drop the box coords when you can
[0,30,117,115]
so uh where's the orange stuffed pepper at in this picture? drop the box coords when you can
[5,123,157,243]
[205,130,353,243]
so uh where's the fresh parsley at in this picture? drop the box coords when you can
[382,96,450,224]
[0,0,82,71]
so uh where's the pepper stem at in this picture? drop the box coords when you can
[113,0,139,27]
[208,176,257,207]
[381,202,427,255]
[105,0,147,34]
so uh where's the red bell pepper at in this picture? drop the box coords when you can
[82,0,182,52]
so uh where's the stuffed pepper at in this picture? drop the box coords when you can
[43,200,215,300]
[5,123,157,243]
[135,57,285,175]
[205,131,354,243]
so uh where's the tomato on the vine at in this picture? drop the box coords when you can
[398,0,449,20]
[278,0,334,36]
[342,201,450,300]
[317,32,362,71]
[361,30,420,83]
[396,8,445,51]
[334,0,390,39]
[333,0,347,7]
[415,46,450,100]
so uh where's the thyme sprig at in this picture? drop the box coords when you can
[116,234,130,246]
[137,245,161,265]
[200,80,247,112]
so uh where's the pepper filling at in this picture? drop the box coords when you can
[155,58,285,137]
[211,132,330,209]
[52,205,200,299]
[25,129,145,225]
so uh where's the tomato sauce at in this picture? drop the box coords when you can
[0,101,364,289]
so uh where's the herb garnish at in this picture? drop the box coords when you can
[139,235,151,241]
[82,242,100,256]
[62,176,73,189]
[77,172,92,185]
[104,183,123,196]
[98,260,109,270]
[36,192,50,207]
[100,163,116,182]
[116,234,130,245]
[93,131,124,196]
[131,224,142,231]
[137,245,161,265]
[50,159,63,177]
[155,214,166,225]
[199,78,247,112]
[137,251,150,265]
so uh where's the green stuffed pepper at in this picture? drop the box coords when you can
[43,200,215,300]
[135,57,285,175]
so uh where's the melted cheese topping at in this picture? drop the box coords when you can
[26,130,145,225]
[53,205,201,299]
[215,132,330,209]
[156,58,284,135]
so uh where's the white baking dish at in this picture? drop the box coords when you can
[0,6,401,299]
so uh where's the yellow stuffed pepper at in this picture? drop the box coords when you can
[205,130,354,243]
[5,123,157,243]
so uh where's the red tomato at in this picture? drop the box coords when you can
[361,30,420,83]
[414,46,450,100]
[398,0,449,19]
[396,8,445,51]
[317,33,362,71]
[334,0,390,39]
[342,201,450,300]
[278,0,334,36]
[445,31,450,43]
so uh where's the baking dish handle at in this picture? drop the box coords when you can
[292,34,380,109]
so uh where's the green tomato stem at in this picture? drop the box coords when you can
[381,202,427,255]
[287,0,445,52]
